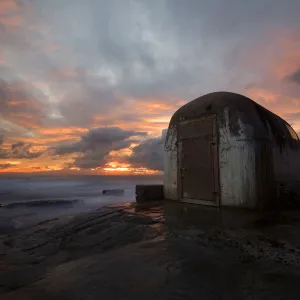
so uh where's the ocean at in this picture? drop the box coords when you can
[0,174,163,233]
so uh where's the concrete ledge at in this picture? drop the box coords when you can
[136,185,164,203]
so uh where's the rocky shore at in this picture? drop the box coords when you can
[1,201,300,299]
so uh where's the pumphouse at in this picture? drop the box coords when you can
[164,91,300,209]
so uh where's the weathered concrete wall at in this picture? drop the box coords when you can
[136,185,164,203]
[164,124,178,200]
[219,109,257,208]
[164,109,259,208]
[272,126,300,183]
[271,125,300,203]
[163,92,300,209]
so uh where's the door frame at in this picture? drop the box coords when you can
[177,114,220,206]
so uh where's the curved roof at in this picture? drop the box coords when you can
[168,91,299,150]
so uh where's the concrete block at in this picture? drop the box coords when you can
[135,185,164,203]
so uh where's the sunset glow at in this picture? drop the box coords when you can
[0,0,299,175]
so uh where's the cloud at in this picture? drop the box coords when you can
[55,127,147,169]
[0,163,13,169]
[0,138,44,159]
[0,0,300,172]
[2,0,300,128]
[53,70,122,128]
[286,112,300,119]
[27,0,300,132]
[55,127,146,155]
[129,129,166,171]
[286,69,300,85]
[10,141,43,158]
[0,78,49,134]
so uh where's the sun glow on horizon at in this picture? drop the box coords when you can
[103,162,160,175]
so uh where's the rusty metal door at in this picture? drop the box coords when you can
[178,115,219,205]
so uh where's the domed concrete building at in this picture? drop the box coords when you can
[164,92,300,209]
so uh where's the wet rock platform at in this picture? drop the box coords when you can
[2,201,300,299]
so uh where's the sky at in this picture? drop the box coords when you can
[0,0,299,174]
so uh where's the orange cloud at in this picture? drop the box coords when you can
[0,15,23,27]
[0,81,46,131]
[39,127,88,135]
[0,158,160,175]
[92,97,182,136]
[270,31,300,79]
[12,135,81,145]
[0,0,29,28]
[132,102,175,114]
[246,87,300,128]
[50,66,84,81]
[0,0,19,13]
[246,88,279,104]
[0,3,170,175]
[109,147,133,158]
[7,115,41,129]
[242,30,300,80]
[242,29,300,133]
[102,161,159,175]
